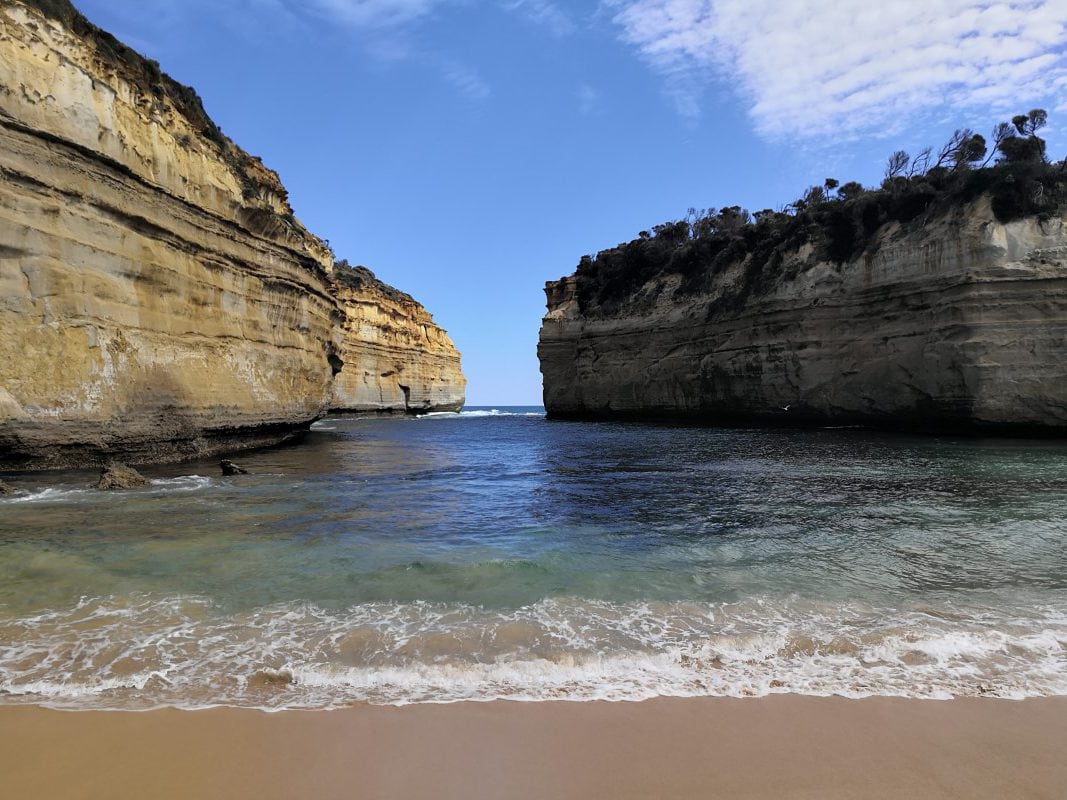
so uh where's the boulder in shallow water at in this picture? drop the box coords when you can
[220,460,250,476]
[0,479,15,495]
[96,463,150,491]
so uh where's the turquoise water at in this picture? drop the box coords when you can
[1,408,1066,708]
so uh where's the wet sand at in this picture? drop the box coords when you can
[1,696,1064,799]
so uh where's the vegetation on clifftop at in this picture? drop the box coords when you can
[333,260,419,306]
[575,111,1066,313]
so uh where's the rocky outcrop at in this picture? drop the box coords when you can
[96,462,149,490]
[539,198,1067,434]
[0,0,465,471]
[331,264,465,414]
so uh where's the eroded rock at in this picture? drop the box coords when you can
[97,463,150,490]
[331,262,466,414]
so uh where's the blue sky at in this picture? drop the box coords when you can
[76,0,1067,405]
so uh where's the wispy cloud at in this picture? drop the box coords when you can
[293,0,490,98]
[504,0,575,36]
[610,0,1067,138]
[303,0,446,28]
[440,59,492,100]
[577,82,601,115]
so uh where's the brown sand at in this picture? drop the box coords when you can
[0,696,1064,799]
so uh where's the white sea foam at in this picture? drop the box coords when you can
[418,410,543,419]
[148,475,214,492]
[2,475,215,504]
[3,487,92,504]
[1,595,1064,711]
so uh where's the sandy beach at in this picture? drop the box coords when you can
[1,696,1064,799]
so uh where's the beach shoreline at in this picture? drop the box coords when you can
[1,695,1064,799]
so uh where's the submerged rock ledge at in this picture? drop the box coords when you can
[0,0,464,470]
[539,199,1067,435]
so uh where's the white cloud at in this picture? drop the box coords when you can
[610,0,1067,138]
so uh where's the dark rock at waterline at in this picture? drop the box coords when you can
[0,479,16,495]
[220,460,250,476]
[248,669,294,689]
[96,462,150,490]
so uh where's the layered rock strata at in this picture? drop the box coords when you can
[331,265,465,414]
[539,199,1067,434]
[0,0,465,470]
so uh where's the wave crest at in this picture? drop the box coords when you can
[1,595,1064,710]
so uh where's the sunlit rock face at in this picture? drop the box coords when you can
[331,265,466,414]
[539,199,1067,434]
[0,1,464,469]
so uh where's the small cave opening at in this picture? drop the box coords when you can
[326,344,344,377]
[399,384,411,411]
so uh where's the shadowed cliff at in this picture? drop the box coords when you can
[539,120,1067,435]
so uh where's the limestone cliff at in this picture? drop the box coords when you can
[539,198,1067,434]
[0,0,464,470]
[331,263,465,414]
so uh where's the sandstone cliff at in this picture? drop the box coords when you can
[0,0,464,470]
[331,263,465,413]
[539,198,1067,434]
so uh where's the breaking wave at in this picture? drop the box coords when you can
[1,475,215,504]
[418,409,543,419]
[1,595,1064,710]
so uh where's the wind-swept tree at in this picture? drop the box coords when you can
[836,181,865,201]
[908,148,932,177]
[885,150,910,179]
[955,133,987,167]
[998,108,1048,163]
[981,122,1016,167]
[1013,109,1047,136]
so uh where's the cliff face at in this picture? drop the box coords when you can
[331,265,465,413]
[0,0,464,470]
[539,199,1067,434]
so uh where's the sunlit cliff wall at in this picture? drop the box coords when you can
[0,0,464,469]
[332,265,465,414]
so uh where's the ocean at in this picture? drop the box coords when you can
[1,408,1065,709]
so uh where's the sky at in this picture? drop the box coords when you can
[76,0,1067,405]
